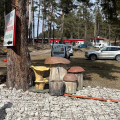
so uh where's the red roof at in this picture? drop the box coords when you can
[90,37,104,40]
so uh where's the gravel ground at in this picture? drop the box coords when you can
[0,84,120,120]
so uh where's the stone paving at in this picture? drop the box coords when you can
[0,84,120,120]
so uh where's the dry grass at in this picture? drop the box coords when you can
[0,46,120,89]
[31,47,120,89]
[68,50,120,89]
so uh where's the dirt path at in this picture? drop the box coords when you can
[30,49,51,56]
[0,49,51,83]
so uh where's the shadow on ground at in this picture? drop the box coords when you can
[0,67,7,84]
[69,58,120,81]
[1,55,120,89]
[32,57,120,81]
[0,102,13,120]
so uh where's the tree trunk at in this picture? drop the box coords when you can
[6,0,33,91]
[50,23,51,42]
[44,19,46,43]
[114,31,117,46]
[30,0,33,44]
[42,0,46,45]
[61,10,64,44]
[108,24,111,45]
[26,0,29,44]
[52,3,55,44]
[0,15,1,41]
[53,22,55,44]
[48,5,50,44]
[42,17,44,44]
[94,6,97,44]
[97,22,99,36]
[85,19,87,40]
[4,0,6,19]
[33,1,34,45]
[37,0,41,42]
[84,8,87,41]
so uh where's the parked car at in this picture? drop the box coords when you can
[94,42,110,48]
[78,43,93,48]
[66,45,73,56]
[85,46,120,61]
[51,44,70,59]
[78,44,87,48]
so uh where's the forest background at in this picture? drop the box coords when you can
[0,0,120,44]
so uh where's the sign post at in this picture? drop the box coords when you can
[3,9,17,46]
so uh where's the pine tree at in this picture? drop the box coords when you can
[7,0,33,91]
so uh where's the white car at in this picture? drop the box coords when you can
[66,45,73,56]
[85,46,120,61]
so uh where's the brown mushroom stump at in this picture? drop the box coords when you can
[44,57,70,81]
[63,74,78,94]
[68,66,85,90]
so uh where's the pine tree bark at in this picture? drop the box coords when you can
[37,0,41,42]
[30,0,33,44]
[84,20,87,40]
[48,5,50,44]
[94,6,97,44]
[6,0,33,91]
[33,2,34,45]
[27,0,29,43]
[84,9,87,41]
[108,24,111,45]
[0,15,1,41]
[61,10,64,44]
[42,16,44,44]
[4,0,6,19]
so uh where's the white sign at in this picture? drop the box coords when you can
[3,9,16,46]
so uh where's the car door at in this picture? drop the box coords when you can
[98,47,113,59]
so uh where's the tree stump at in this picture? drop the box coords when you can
[49,80,65,96]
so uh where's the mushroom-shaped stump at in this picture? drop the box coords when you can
[68,66,85,90]
[63,74,78,94]
[30,65,49,90]
[44,57,70,81]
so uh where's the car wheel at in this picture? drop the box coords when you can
[90,54,97,61]
[116,55,120,61]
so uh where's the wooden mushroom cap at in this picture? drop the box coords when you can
[68,66,85,73]
[63,74,78,82]
[44,57,70,64]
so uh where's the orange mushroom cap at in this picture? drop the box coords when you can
[63,74,78,82]
[44,57,70,64]
[68,66,85,73]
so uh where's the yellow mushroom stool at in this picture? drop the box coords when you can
[30,65,49,90]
